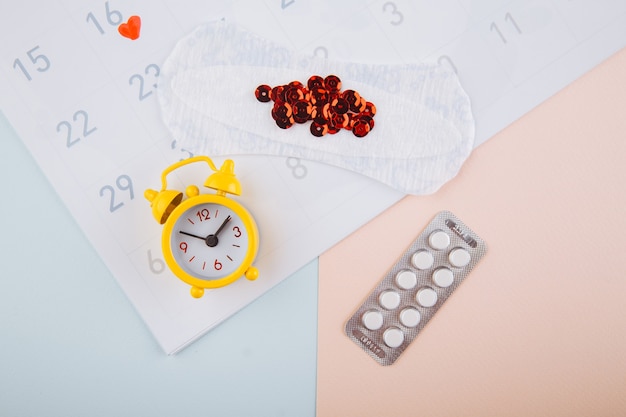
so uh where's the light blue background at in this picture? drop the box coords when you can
[0,112,318,417]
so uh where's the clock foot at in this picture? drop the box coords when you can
[245,266,259,281]
[190,286,205,298]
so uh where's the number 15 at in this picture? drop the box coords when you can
[13,45,51,81]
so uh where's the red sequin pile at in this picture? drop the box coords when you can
[255,75,376,138]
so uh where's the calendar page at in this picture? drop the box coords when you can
[1,0,624,354]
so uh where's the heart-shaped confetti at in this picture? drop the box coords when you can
[118,15,141,40]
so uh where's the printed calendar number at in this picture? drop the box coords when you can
[147,249,166,274]
[281,0,295,9]
[382,2,404,26]
[438,55,458,74]
[313,46,329,59]
[171,139,195,161]
[286,157,307,179]
[56,110,97,148]
[13,46,51,81]
[490,12,523,44]
[99,174,135,212]
[129,64,160,101]
[86,1,124,35]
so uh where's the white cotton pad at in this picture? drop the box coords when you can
[158,20,475,195]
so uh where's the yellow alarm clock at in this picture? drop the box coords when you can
[144,156,259,298]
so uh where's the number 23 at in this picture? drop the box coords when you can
[129,64,160,101]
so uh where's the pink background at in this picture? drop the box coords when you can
[317,48,626,416]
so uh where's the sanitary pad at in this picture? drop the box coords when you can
[158,20,475,195]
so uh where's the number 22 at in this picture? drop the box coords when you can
[56,110,97,148]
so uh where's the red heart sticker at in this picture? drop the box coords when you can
[118,15,141,40]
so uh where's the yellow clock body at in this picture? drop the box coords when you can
[144,156,259,298]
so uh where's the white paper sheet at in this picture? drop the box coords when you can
[1,0,623,353]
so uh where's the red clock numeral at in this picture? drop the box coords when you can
[196,208,211,221]
[179,242,188,253]
[233,226,242,238]
[214,259,223,270]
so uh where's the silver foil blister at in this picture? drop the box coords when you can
[345,211,487,366]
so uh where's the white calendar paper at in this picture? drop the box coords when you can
[1,0,624,353]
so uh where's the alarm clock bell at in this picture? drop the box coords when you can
[144,157,242,224]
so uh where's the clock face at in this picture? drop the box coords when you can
[169,202,251,281]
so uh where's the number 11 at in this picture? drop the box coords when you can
[490,12,522,44]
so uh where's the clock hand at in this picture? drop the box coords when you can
[214,215,232,237]
[179,231,207,241]
[205,215,232,248]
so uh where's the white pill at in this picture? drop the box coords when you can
[428,230,450,250]
[432,267,454,288]
[399,308,421,328]
[383,327,405,348]
[362,310,384,330]
[416,287,438,307]
[411,250,434,270]
[449,248,471,267]
[379,290,401,310]
[395,270,417,290]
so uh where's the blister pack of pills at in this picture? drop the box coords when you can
[345,211,487,366]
